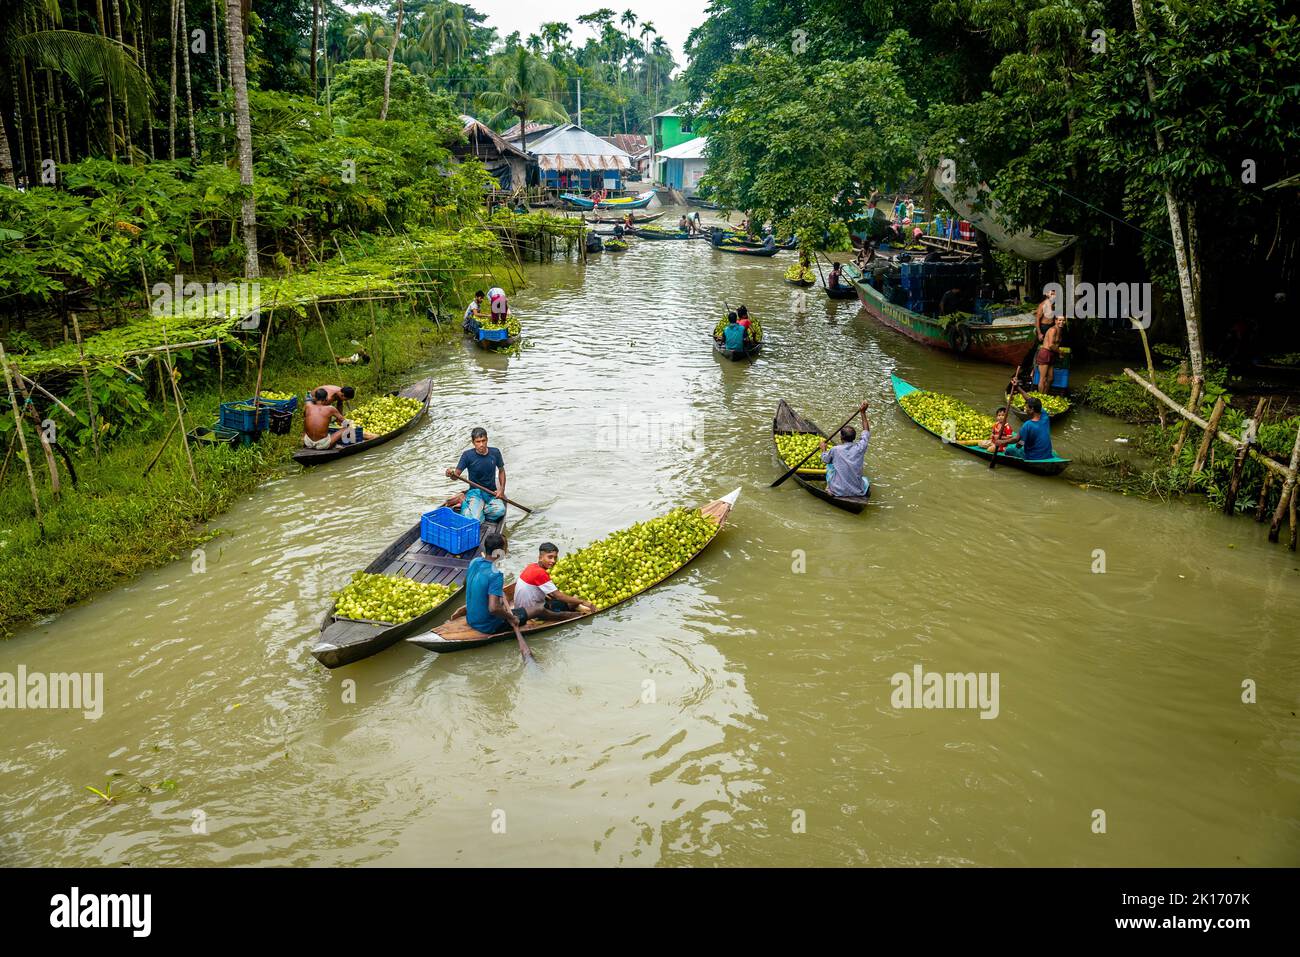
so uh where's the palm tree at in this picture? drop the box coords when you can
[540,21,571,58]
[380,0,404,121]
[180,0,198,158]
[225,0,258,278]
[310,0,320,95]
[348,12,389,60]
[419,2,468,68]
[477,48,569,152]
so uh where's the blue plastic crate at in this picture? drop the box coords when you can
[219,401,270,433]
[1031,368,1070,389]
[478,326,510,342]
[420,506,482,554]
[257,393,298,413]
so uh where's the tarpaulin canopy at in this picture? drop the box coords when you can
[932,168,1076,261]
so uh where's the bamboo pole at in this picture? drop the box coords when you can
[1256,471,1274,522]
[251,308,274,409]
[1290,485,1298,551]
[312,301,338,366]
[1268,423,1300,543]
[1190,397,1226,480]
[1124,369,1292,479]
[157,329,198,488]
[71,312,99,461]
[0,430,16,487]
[142,417,182,478]
[0,344,43,529]
[1169,378,1202,463]
[1223,398,1266,515]
[1133,318,1164,426]
[16,375,60,498]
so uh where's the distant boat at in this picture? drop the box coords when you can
[687,196,721,210]
[561,190,656,210]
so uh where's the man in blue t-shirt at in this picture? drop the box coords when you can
[445,427,507,521]
[721,313,746,351]
[453,531,534,661]
[1007,389,1054,460]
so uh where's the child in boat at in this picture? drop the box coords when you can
[514,543,595,621]
[978,407,1014,451]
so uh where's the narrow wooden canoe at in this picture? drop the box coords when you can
[847,267,1038,365]
[891,374,1070,475]
[773,400,870,513]
[824,280,857,300]
[406,489,741,654]
[312,510,507,668]
[686,196,721,209]
[583,211,664,225]
[292,378,432,466]
[716,243,780,257]
[636,228,693,241]
[562,190,655,210]
[714,337,763,361]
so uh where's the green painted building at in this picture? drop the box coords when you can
[651,108,698,183]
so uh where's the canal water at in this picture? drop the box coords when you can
[3,212,1298,866]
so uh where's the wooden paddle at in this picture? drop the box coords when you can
[771,405,865,488]
[449,473,535,514]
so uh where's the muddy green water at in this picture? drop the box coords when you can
[3,213,1299,866]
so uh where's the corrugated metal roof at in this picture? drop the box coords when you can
[655,136,707,160]
[523,125,633,171]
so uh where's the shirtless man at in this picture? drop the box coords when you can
[313,384,355,413]
[301,388,374,449]
[1037,315,1066,394]
[1035,289,1057,342]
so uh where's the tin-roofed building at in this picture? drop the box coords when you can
[503,123,633,192]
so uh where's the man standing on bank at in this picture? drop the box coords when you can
[447,427,507,521]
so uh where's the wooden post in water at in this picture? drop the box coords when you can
[0,344,43,530]
[1256,471,1274,522]
[1268,422,1300,543]
[1133,318,1164,427]
[1222,398,1266,515]
[1170,378,1202,464]
[71,312,100,461]
[1189,397,1226,483]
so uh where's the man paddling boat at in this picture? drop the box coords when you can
[720,312,746,351]
[1003,386,1055,461]
[446,427,507,521]
[819,402,871,497]
[451,532,532,656]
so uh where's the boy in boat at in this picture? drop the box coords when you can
[1036,314,1066,392]
[452,532,533,656]
[514,543,595,620]
[736,305,755,340]
[679,214,691,233]
[721,313,746,351]
[977,407,1014,452]
[819,402,871,497]
[463,289,486,336]
[312,384,355,412]
[446,427,508,521]
[302,391,374,449]
[1003,387,1055,460]
[828,262,845,290]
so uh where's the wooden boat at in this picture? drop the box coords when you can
[686,196,721,209]
[583,211,664,225]
[784,265,816,287]
[312,509,507,668]
[847,267,1037,364]
[891,374,1070,476]
[636,227,693,241]
[292,379,431,466]
[602,239,628,252]
[561,190,656,210]
[713,337,763,361]
[406,489,740,654]
[772,400,870,514]
[715,243,780,258]
[823,272,857,299]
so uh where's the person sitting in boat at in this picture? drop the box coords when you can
[1003,387,1055,460]
[679,214,691,233]
[736,305,755,338]
[819,403,871,497]
[761,233,777,250]
[446,427,508,522]
[302,391,373,449]
[462,289,486,335]
[720,313,746,351]
[514,543,595,621]
[451,532,531,644]
[623,212,635,229]
[828,262,845,290]
[613,222,626,239]
[977,407,1014,452]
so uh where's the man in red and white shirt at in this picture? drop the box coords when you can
[514,543,594,620]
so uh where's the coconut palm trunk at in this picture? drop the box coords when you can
[226,0,258,278]
[310,0,320,97]
[168,0,178,159]
[210,0,224,133]
[95,0,116,160]
[380,0,403,121]
[0,113,14,186]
